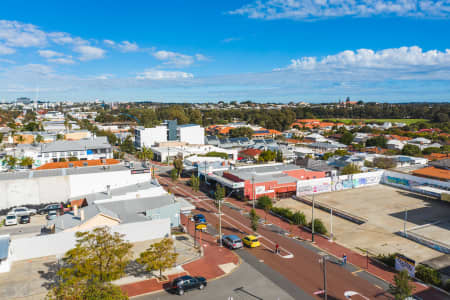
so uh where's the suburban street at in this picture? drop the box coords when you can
[138,256,310,300]
[156,173,392,300]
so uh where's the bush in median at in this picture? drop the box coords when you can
[307,218,327,235]
[257,196,273,210]
[415,264,441,286]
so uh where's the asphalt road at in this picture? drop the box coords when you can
[136,257,311,300]
[0,224,42,236]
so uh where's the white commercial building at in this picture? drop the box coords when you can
[178,124,205,145]
[152,145,238,162]
[135,126,167,148]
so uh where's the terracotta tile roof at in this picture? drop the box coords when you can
[387,135,411,141]
[286,138,302,144]
[36,159,120,170]
[424,153,449,161]
[239,148,262,157]
[268,129,282,135]
[412,166,450,181]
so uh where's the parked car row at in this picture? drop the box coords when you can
[3,203,61,226]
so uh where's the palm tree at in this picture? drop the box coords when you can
[35,134,44,143]
[6,155,17,170]
[137,146,153,162]
[16,135,25,144]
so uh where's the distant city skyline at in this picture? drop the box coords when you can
[0,1,449,102]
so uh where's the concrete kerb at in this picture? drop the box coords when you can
[127,250,242,299]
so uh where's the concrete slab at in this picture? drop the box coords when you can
[218,262,237,274]
[276,185,450,264]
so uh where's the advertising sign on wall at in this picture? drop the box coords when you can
[395,254,415,277]
[297,177,331,196]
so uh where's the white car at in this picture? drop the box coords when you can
[9,207,37,217]
[5,213,17,226]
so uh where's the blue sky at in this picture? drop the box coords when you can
[0,0,449,102]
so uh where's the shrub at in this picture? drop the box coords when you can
[308,218,327,235]
[443,279,450,292]
[375,253,399,268]
[257,196,272,210]
[415,264,441,286]
[291,211,306,226]
[271,207,293,220]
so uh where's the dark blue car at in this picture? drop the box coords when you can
[193,214,206,223]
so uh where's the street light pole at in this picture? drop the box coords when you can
[219,196,223,247]
[323,256,327,300]
[252,174,255,209]
[330,208,333,242]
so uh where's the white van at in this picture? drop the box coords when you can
[5,213,17,226]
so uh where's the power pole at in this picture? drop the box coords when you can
[311,192,315,243]
[330,208,333,242]
[404,208,408,237]
[252,174,255,209]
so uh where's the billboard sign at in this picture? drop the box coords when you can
[395,254,415,277]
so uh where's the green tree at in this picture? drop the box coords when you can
[137,238,178,279]
[59,227,132,283]
[35,134,44,143]
[229,127,254,139]
[415,264,441,286]
[259,150,276,162]
[389,270,415,300]
[173,158,183,178]
[402,144,421,156]
[257,196,272,210]
[366,136,387,148]
[47,280,128,300]
[190,174,200,192]
[250,208,260,232]
[373,157,397,169]
[16,135,25,144]
[341,163,361,175]
[119,136,135,154]
[339,131,354,145]
[322,152,333,160]
[137,146,153,162]
[170,168,178,182]
[276,150,283,162]
[214,184,225,204]
[6,155,17,169]
[56,133,64,140]
[20,157,34,168]
[68,156,79,161]
[422,147,441,155]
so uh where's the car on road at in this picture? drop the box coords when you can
[172,275,207,295]
[5,213,17,226]
[38,204,60,215]
[9,207,36,217]
[46,210,57,220]
[195,222,207,231]
[193,214,206,223]
[242,235,260,248]
[19,215,30,224]
[222,235,243,249]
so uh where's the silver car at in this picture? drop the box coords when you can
[222,235,243,249]
[9,207,35,217]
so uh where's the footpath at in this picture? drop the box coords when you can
[224,197,449,299]
[119,214,240,298]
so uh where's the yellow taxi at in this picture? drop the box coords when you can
[195,223,207,231]
[242,235,260,248]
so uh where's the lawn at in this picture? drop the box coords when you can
[319,118,428,125]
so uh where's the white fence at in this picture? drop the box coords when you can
[10,218,170,262]
[297,171,384,196]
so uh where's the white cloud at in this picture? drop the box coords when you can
[48,57,75,65]
[48,32,88,46]
[0,20,47,47]
[222,37,241,43]
[74,45,106,61]
[195,54,210,61]
[38,49,63,58]
[103,39,115,46]
[136,69,194,80]
[276,46,450,80]
[95,73,114,80]
[229,0,450,20]
[117,41,139,52]
[0,43,15,55]
[153,50,195,68]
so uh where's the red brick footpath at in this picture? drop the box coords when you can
[225,197,448,298]
[120,214,239,298]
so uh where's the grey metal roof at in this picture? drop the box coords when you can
[430,158,450,170]
[98,194,176,223]
[41,136,110,153]
[0,235,10,260]
[0,163,130,181]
